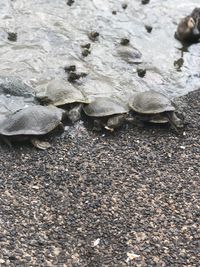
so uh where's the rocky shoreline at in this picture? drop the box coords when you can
[0,89,199,266]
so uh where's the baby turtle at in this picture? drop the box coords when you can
[0,105,65,149]
[175,8,200,43]
[83,97,130,131]
[36,79,89,122]
[129,91,183,131]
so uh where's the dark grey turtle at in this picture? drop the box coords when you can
[0,76,35,97]
[0,105,65,149]
[117,45,143,64]
[36,79,89,122]
[83,97,130,131]
[129,91,183,131]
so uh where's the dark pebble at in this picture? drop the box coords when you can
[9,255,16,261]
[145,25,153,33]
[88,31,99,42]
[120,38,130,46]
[68,72,87,82]
[81,43,91,49]
[67,0,75,6]
[7,32,17,42]
[112,11,117,15]
[142,0,150,4]
[122,3,128,9]
[64,65,76,72]
[137,68,146,78]
[82,49,91,57]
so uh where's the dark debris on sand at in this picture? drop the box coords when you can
[0,90,199,266]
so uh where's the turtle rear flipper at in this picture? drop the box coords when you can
[105,114,127,131]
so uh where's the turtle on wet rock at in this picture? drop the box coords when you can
[129,91,184,131]
[36,79,89,122]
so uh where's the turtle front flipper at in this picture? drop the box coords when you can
[67,103,83,123]
[166,112,184,133]
[31,138,51,150]
[105,114,127,131]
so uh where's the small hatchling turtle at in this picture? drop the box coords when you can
[0,105,65,149]
[36,79,89,122]
[129,91,184,131]
[83,96,130,131]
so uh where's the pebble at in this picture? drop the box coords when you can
[142,0,150,4]
[145,25,153,33]
[7,32,17,42]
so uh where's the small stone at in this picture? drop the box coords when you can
[92,238,100,247]
[137,68,146,78]
[120,38,130,46]
[88,31,99,42]
[64,65,76,72]
[82,49,91,57]
[122,3,128,9]
[180,146,186,150]
[142,0,150,4]
[145,25,153,33]
[68,72,87,83]
[81,43,91,49]
[0,259,5,264]
[67,0,75,6]
[7,32,17,42]
[32,185,40,190]
[9,256,16,261]
[126,251,140,262]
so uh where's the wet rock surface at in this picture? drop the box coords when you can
[0,90,199,266]
[0,0,200,99]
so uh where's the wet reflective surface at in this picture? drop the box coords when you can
[0,0,199,101]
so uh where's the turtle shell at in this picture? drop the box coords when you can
[0,105,64,136]
[36,79,89,106]
[0,94,37,122]
[83,97,129,117]
[129,91,175,114]
[0,76,35,97]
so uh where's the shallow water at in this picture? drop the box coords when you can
[0,0,200,101]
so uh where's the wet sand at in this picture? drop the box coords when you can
[0,89,199,266]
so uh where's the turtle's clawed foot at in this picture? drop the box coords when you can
[31,138,51,150]
[104,125,114,132]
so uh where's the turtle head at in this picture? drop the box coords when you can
[188,17,200,36]
[175,16,200,42]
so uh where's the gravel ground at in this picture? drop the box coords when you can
[0,90,199,267]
